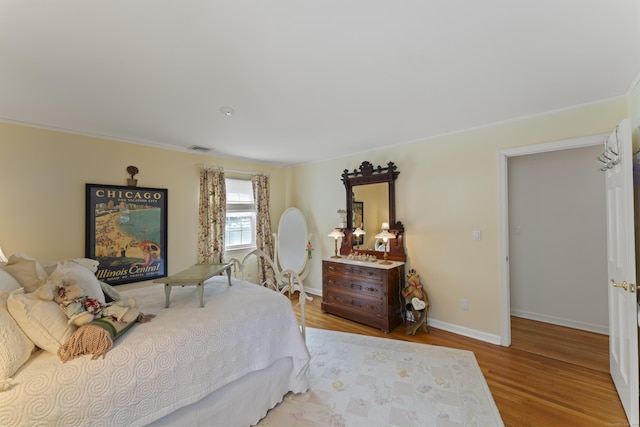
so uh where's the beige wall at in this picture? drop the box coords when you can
[0,95,631,338]
[291,98,628,337]
[0,122,287,291]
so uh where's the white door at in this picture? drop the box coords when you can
[605,118,638,425]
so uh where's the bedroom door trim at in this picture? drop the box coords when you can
[497,133,607,346]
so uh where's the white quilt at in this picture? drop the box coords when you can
[0,277,310,426]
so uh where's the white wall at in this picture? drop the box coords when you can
[508,145,607,333]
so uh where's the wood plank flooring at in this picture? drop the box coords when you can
[510,316,610,374]
[291,295,628,427]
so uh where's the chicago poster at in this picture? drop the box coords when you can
[86,184,168,285]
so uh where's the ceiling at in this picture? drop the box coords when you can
[1,1,639,167]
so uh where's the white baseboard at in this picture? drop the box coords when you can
[406,312,501,345]
[428,318,502,345]
[510,309,608,335]
[304,287,322,297]
[311,289,502,345]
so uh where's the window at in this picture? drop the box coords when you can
[225,178,256,250]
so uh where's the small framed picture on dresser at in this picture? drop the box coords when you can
[85,183,168,285]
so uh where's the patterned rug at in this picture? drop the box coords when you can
[257,328,503,427]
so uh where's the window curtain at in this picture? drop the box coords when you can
[252,174,274,283]
[198,168,226,263]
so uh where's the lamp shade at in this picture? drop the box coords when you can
[328,229,345,239]
[374,230,395,241]
[353,227,366,237]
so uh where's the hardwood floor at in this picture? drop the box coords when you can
[510,316,610,374]
[291,295,628,427]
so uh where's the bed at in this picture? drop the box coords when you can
[0,255,311,427]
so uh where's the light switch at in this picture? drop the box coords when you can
[473,230,481,241]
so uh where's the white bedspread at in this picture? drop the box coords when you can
[0,277,310,426]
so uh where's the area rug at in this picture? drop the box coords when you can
[257,328,503,427]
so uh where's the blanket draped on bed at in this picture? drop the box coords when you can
[0,277,310,427]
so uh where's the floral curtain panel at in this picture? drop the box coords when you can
[252,174,274,283]
[198,168,226,263]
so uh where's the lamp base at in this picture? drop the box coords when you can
[331,255,342,259]
[378,260,392,265]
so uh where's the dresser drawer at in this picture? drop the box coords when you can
[324,275,382,298]
[324,289,383,319]
[323,261,385,284]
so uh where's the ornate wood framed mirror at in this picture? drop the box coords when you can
[339,161,406,261]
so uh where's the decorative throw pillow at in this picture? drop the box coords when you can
[48,261,105,304]
[0,299,34,379]
[3,257,45,293]
[11,253,48,280]
[0,269,21,299]
[7,288,76,354]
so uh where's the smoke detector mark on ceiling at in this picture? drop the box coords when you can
[189,145,212,152]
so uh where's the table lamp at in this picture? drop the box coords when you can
[374,226,395,265]
[328,229,345,258]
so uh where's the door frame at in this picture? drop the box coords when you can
[497,133,608,346]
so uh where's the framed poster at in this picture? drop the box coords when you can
[86,184,168,285]
[352,201,364,246]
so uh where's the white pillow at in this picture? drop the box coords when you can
[0,269,21,299]
[42,258,100,276]
[100,280,122,302]
[0,299,34,379]
[3,256,45,293]
[69,258,100,273]
[48,261,105,304]
[11,253,48,280]
[7,288,76,354]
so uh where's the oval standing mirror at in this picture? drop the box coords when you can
[276,207,310,278]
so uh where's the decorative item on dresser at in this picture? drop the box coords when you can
[374,223,396,265]
[322,258,404,332]
[328,229,345,258]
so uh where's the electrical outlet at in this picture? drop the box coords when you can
[461,299,468,310]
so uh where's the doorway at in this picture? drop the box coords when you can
[497,134,608,347]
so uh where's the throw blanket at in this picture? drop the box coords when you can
[0,277,310,426]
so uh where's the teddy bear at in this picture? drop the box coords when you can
[401,269,429,335]
[37,280,140,326]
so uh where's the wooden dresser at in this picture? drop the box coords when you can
[321,258,405,332]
